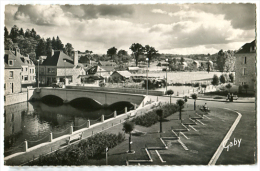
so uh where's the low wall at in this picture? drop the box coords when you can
[66,85,164,96]
[4,92,28,106]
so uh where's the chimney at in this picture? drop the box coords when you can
[15,48,20,57]
[74,51,78,66]
[51,49,54,56]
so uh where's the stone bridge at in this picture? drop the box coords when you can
[28,88,146,106]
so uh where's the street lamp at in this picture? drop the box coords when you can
[165,58,168,91]
[37,59,40,88]
[63,60,66,87]
[146,58,149,96]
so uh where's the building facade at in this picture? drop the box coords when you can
[4,50,22,95]
[38,50,85,86]
[235,40,256,93]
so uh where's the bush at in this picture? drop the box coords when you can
[132,104,179,127]
[193,82,200,87]
[29,132,125,165]
[165,89,174,95]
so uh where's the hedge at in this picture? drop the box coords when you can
[131,103,179,127]
[29,132,125,166]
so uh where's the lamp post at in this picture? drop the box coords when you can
[37,59,40,88]
[63,60,66,87]
[165,58,168,91]
[146,58,149,96]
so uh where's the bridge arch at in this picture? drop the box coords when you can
[69,97,103,110]
[41,95,64,106]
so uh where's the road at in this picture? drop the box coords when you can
[148,95,256,164]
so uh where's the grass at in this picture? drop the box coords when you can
[97,105,238,165]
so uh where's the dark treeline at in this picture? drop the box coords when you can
[4,25,74,63]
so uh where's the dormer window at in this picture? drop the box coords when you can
[8,60,13,66]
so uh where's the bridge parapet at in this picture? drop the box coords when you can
[28,87,146,106]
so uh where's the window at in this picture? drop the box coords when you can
[25,67,28,71]
[48,68,55,73]
[30,69,31,73]
[21,67,23,72]
[242,68,246,75]
[30,76,32,80]
[9,71,13,78]
[22,76,24,80]
[24,75,28,81]
[244,57,247,64]
[32,69,34,73]
[4,83,6,90]
[8,60,13,66]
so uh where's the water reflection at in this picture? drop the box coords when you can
[4,100,133,153]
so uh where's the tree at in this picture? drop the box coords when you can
[173,58,177,65]
[180,57,185,63]
[46,38,53,56]
[206,61,210,73]
[4,26,9,39]
[217,49,236,72]
[35,38,46,58]
[212,74,219,86]
[243,84,249,95]
[31,28,37,38]
[176,99,185,121]
[9,25,19,42]
[229,73,234,83]
[19,28,24,37]
[219,74,226,84]
[64,43,74,57]
[4,38,13,50]
[144,45,158,67]
[129,43,144,66]
[24,29,31,38]
[56,36,64,50]
[107,47,117,60]
[156,109,163,133]
[226,83,232,93]
[122,121,135,153]
[118,49,128,57]
[191,93,197,110]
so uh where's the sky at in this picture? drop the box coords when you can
[4,3,256,55]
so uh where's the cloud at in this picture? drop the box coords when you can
[151,9,167,14]
[60,4,134,20]
[14,5,70,26]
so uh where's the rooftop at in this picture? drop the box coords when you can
[236,40,256,54]
[41,50,75,67]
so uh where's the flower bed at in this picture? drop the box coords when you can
[131,103,179,127]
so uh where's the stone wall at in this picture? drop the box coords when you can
[4,92,27,106]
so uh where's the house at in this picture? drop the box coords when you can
[109,71,132,82]
[86,65,115,80]
[4,50,22,95]
[127,67,140,74]
[20,55,36,85]
[98,61,117,66]
[234,40,256,94]
[179,62,188,70]
[38,50,85,86]
[192,60,200,70]
[79,75,104,87]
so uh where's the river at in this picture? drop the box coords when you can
[4,100,133,156]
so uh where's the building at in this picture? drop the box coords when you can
[20,55,36,85]
[235,40,256,94]
[109,71,132,82]
[5,48,36,86]
[98,61,117,66]
[192,60,200,70]
[38,50,85,86]
[127,67,140,74]
[179,62,188,70]
[4,50,22,95]
[86,65,115,80]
